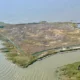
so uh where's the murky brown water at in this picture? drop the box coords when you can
[0,41,80,80]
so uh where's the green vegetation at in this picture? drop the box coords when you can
[2,41,58,67]
[1,39,80,68]
[47,50,57,55]
[57,62,80,80]
[1,40,59,68]
[7,53,37,68]
[1,42,37,68]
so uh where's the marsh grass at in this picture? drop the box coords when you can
[2,41,80,68]
[1,42,37,68]
[7,54,37,67]
[57,62,80,80]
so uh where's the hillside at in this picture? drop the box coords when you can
[1,22,80,54]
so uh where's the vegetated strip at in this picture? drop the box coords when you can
[56,62,80,80]
[1,39,80,68]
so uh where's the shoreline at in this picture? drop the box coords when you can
[1,40,80,68]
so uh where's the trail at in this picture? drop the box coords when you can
[0,41,80,80]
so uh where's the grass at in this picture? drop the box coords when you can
[1,41,37,68]
[1,40,80,68]
[57,62,80,80]
[1,41,59,68]
[7,53,37,68]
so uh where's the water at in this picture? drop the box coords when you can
[1,41,80,80]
